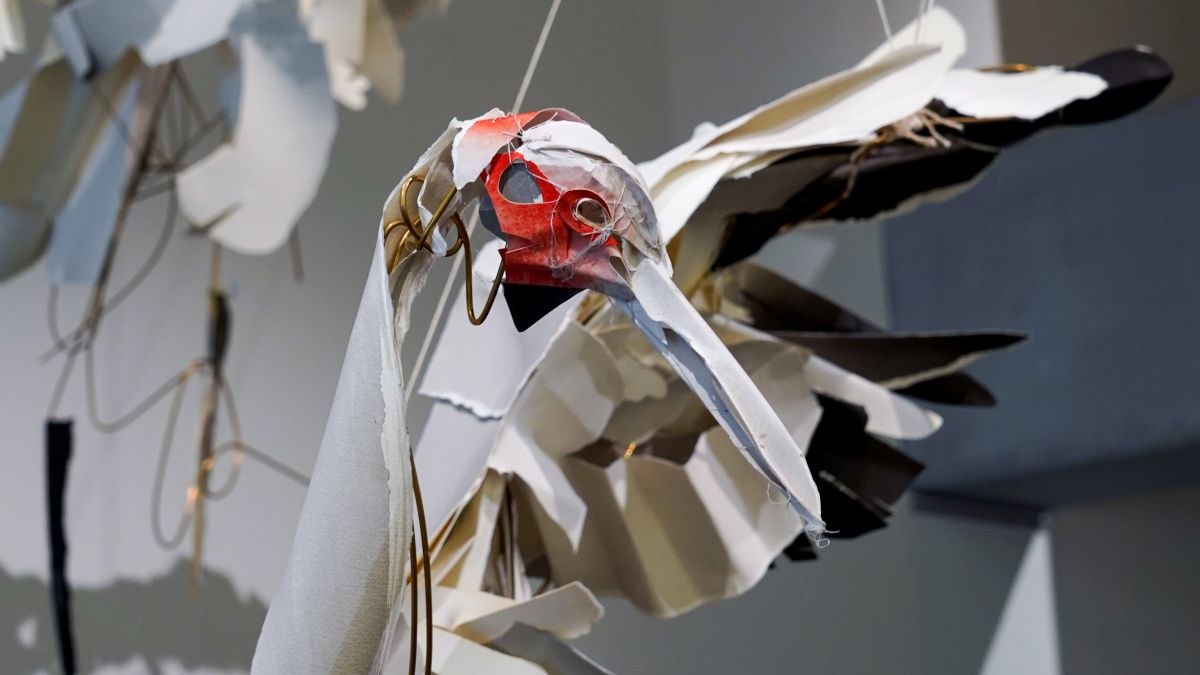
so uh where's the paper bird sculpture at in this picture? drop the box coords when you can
[259,7,1171,675]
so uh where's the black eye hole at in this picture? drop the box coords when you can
[572,197,609,230]
[498,160,543,204]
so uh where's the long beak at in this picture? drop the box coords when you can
[610,258,824,531]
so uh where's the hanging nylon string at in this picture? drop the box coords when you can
[398,4,565,673]
[511,0,562,114]
[402,0,564,401]
[914,0,935,43]
[874,0,893,45]
[45,66,310,552]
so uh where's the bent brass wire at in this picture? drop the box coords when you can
[383,174,505,325]
[980,63,1037,73]
[385,173,508,674]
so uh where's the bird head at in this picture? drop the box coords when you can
[441,109,665,327]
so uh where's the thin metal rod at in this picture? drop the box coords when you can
[386,178,505,397]
[512,0,563,114]
[150,365,203,550]
[400,0,563,406]
[288,227,305,282]
[453,215,504,325]
[411,453,433,675]
[873,0,894,45]
[403,250,463,401]
[407,533,419,675]
[211,440,309,487]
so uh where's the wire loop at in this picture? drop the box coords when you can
[383,174,505,326]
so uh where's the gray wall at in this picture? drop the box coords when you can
[1053,483,1200,673]
[998,0,1199,104]
[887,98,1200,505]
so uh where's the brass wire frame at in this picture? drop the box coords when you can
[384,174,505,325]
[384,173,511,674]
[407,454,434,675]
[980,63,1037,73]
[39,65,313,601]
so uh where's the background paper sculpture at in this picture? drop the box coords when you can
[0,1,447,672]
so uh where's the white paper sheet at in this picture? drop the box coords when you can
[641,44,949,242]
[53,0,245,76]
[521,120,647,196]
[413,402,501,541]
[490,322,826,618]
[252,236,418,674]
[638,8,969,243]
[489,321,625,548]
[939,67,1107,120]
[717,321,942,440]
[177,9,336,255]
[419,282,579,420]
[803,352,941,439]
[380,577,604,673]
[256,170,441,671]
[528,427,804,618]
[304,0,407,109]
[413,627,547,675]
[360,0,406,102]
[488,624,615,675]
[432,582,603,643]
[0,0,24,60]
[304,0,367,107]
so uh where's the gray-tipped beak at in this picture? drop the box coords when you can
[610,258,825,530]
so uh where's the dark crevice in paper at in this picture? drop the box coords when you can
[781,394,924,558]
[46,419,77,675]
[893,372,997,407]
[942,47,1174,148]
[774,331,1025,383]
[783,535,817,562]
[722,262,1019,406]
[1063,48,1173,124]
[809,395,923,506]
[723,263,881,333]
[713,142,996,269]
[708,48,1171,272]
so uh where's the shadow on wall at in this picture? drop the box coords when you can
[0,559,264,674]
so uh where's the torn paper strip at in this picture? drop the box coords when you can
[939,67,1107,120]
[303,0,409,109]
[253,234,421,673]
[0,0,24,60]
[51,0,245,76]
